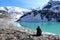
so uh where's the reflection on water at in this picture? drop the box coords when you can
[20,22,60,35]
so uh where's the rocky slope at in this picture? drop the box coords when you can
[0,26,60,40]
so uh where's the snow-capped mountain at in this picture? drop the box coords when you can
[17,0,60,22]
[1,0,60,22]
[0,6,31,21]
[43,0,60,13]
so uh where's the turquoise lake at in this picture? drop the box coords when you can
[20,22,60,35]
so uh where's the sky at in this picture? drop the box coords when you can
[0,0,49,8]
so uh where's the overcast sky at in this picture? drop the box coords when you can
[0,0,49,8]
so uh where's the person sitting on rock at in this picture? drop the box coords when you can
[36,26,42,36]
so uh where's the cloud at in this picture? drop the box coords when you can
[16,0,49,8]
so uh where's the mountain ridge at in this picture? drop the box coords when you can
[17,0,60,22]
[0,6,31,22]
[1,0,60,22]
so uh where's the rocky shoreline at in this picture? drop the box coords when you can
[0,26,60,40]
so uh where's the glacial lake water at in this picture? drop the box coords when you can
[19,22,60,35]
